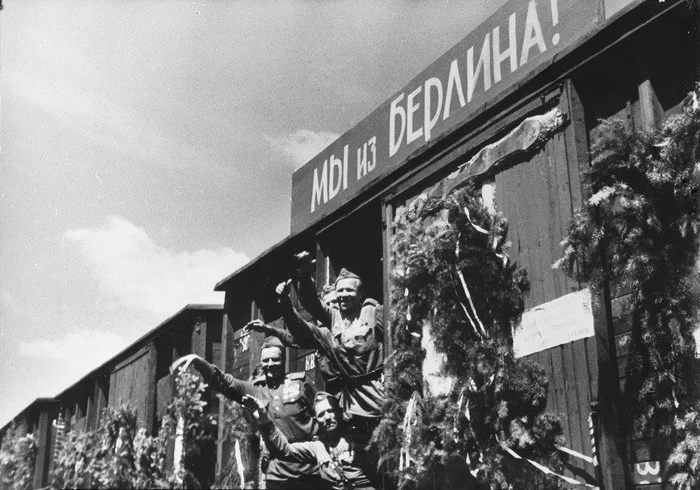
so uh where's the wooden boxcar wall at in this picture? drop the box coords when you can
[571,7,699,486]
[384,81,612,485]
[493,82,599,484]
[108,345,152,429]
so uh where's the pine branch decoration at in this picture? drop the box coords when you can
[375,184,564,490]
[557,85,700,480]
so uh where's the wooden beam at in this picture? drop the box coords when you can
[145,342,158,435]
[216,314,233,479]
[191,319,207,360]
[566,78,629,489]
[638,79,663,131]
[32,406,54,488]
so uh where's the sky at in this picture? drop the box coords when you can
[0,0,506,427]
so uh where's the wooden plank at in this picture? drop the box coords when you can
[584,336,599,421]
[114,345,149,372]
[156,376,172,420]
[564,79,590,297]
[509,163,539,309]
[534,145,557,303]
[549,346,569,442]
[382,200,394,355]
[107,375,116,414]
[32,409,52,488]
[564,80,588,208]
[212,343,222,371]
[561,343,586,477]
[192,320,207,359]
[520,159,545,307]
[572,339,595,478]
[551,129,576,296]
[544,136,565,298]
[90,381,102,429]
[145,342,158,435]
[109,351,151,428]
[220,314,235,373]
[95,378,108,425]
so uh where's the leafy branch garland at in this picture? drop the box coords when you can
[51,369,217,489]
[0,424,37,490]
[375,184,564,490]
[557,86,700,482]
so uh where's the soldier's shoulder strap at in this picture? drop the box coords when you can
[286,371,306,381]
[362,297,380,308]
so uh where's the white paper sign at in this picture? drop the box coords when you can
[513,289,594,358]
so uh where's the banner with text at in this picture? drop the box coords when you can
[513,289,595,358]
[291,0,600,232]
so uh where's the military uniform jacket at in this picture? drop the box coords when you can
[281,298,385,420]
[197,360,318,482]
[260,420,375,490]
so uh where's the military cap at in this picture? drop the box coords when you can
[261,336,286,351]
[334,268,361,286]
[314,391,341,412]
[321,284,336,296]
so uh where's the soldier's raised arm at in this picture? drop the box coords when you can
[170,354,256,403]
[244,319,299,348]
[293,251,332,325]
[241,395,320,466]
[275,280,334,359]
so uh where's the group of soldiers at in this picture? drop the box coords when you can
[171,252,385,490]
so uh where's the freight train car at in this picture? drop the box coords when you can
[0,304,223,488]
[213,1,700,488]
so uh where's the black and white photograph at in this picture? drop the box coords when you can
[1,0,699,488]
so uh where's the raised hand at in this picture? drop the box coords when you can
[241,395,270,423]
[275,279,292,303]
[244,319,273,335]
[294,251,316,279]
[169,354,202,375]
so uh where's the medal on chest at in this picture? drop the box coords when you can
[282,379,301,401]
[330,438,354,463]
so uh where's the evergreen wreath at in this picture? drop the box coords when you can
[556,86,700,483]
[375,184,564,489]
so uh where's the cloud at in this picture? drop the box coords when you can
[19,329,126,375]
[4,70,206,169]
[0,290,14,314]
[265,129,340,169]
[64,216,248,315]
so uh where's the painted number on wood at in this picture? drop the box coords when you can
[631,460,662,485]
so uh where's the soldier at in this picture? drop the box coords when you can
[241,392,379,490]
[245,285,344,396]
[170,337,329,489]
[272,266,385,443]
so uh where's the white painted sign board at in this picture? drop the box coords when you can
[513,289,594,358]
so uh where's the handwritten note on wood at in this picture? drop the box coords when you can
[513,289,594,358]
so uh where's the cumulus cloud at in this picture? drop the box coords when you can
[64,216,248,315]
[265,129,340,169]
[19,329,127,375]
